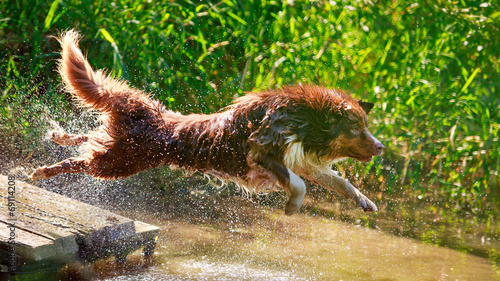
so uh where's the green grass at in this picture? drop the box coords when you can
[1,0,499,225]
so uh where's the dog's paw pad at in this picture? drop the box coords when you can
[31,168,48,181]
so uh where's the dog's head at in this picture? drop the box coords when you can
[323,100,384,163]
[275,86,383,166]
[245,86,383,169]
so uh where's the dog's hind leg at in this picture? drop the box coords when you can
[284,169,306,215]
[31,157,88,180]
[49,131,89,146]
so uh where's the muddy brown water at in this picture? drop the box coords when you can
[44,182,499,281]
[84,213,497,281]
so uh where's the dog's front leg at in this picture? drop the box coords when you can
[304,169,377,212]
[284,168,306,215]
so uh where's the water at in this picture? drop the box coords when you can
[42,177,498,281]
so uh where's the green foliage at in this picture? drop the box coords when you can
[1,0,499,216]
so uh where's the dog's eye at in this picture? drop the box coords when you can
[352,125,359,131]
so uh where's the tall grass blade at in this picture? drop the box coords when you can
[44,0,59,31]
[99,28,128,79]
[227,11,247,25]
[460,67,481,93]
[99,28,115,44]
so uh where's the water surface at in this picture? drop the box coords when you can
[53,188,498,281]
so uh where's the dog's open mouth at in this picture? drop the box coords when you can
[347,150,374,163]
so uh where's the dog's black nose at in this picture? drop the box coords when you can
[375,142,384,153]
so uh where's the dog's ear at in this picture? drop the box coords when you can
[358,100,374,114]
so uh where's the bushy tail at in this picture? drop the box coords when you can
[58,30,131,112]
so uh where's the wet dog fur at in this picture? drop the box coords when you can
[32,30,384,215]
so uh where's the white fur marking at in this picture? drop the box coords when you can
[285,168,306,215]
[283,139,305,169]
[284,136,331,172]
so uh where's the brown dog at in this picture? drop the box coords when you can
[32,30,383,215]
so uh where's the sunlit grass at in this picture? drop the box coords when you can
[0,0,498,235]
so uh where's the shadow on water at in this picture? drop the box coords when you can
[300,186,500,263]
[9,167,496,281]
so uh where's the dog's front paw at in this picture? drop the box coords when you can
[284,201,301,216]
[31,167,48,181]
[355,194,378,212]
